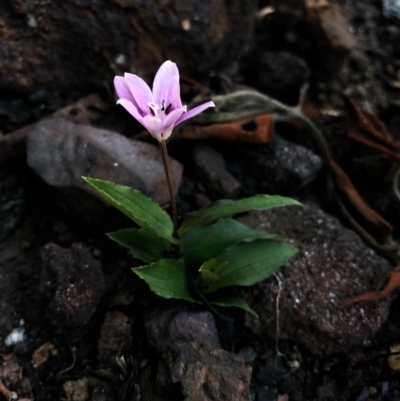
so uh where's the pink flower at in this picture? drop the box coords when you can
[114,61,215,142]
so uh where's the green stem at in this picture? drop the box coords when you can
[159,139,178,237]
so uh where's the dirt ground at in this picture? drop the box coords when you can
[1,0,400,400]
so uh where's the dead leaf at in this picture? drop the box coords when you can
[345,266,400,304]
[342,91,400,162]
[328,157,393,236]
[177,114,274,144]
[32,343,57,368]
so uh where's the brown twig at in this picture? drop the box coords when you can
[0,380,17,401]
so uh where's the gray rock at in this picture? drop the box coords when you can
[252,51,310,105]
[193,144,242,200]
[39,242,106,328]
[237,203,392,354]
[384,0,400,22]
[164,341,252,401]
[237,135,323,194]
[145,308,221,353]
[27,118,183,218]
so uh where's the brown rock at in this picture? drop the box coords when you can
[238,203,392,354]
[63,378,89,401]
[164,341,252,401]
[0,357,21,386]
[98,311,133,363]
[26,118,183,218]
[39,243,106,328]
[193,144,242,200]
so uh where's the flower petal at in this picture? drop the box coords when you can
[163,106,187,131]
[175,101,215,126]
[152,61,179,105]
[114,76,133,102]
[167,75,183,110]
[143,115,164,141]
[124,73,154,114]
[117,99,144,125]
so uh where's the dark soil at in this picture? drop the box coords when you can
[1,0,400,400]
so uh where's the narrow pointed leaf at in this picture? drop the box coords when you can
[83,177,177,243]
[209,295,258,317]
[107,228,170,263]
[133,259,198,302]
[178,195,302,236]
[181,218,282,267]
[203,238,298,293]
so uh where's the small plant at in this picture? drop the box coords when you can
[84,61,301,316]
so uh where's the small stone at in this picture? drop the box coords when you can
[39,243,106,328]
[0,357,21,385]
[193,144,242,200]
[63,378,89,401]
[98,311,133,363]
[388,343,400,371]
[145,308,221,353]
[31,343,57,369]
[165,341,252,401]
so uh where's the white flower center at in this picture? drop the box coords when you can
[147,101,168,120]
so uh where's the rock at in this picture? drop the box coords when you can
[0,95,108,163]
[232,135,323,194]
[163,341,252,401]
[384,0,400,22]
[98,311,133,363]
[193,144,242,200]
[238,203,392,354]
[305,1,357,73]
[63,378,89,401]
[246,51,310,105]
[39,242,106,328]
[0,0,255,96]
[27,118,183,218]
[31,343,58,369]
[0,357,21,386]
[145,308,221,353]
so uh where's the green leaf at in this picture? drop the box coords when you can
[209,294,258,317]
[181,218,282,267]
[133,259,198,302]
[196,259,227,290]
[178,195,302,236]
[83,177,177,244]
[203,238,298,293]
[107,228,170,263]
